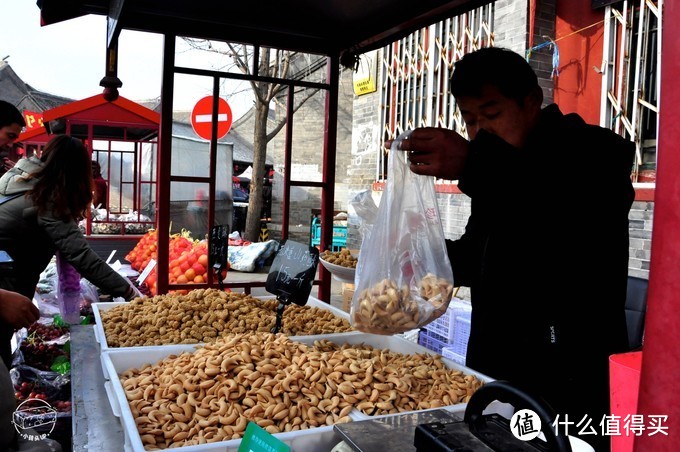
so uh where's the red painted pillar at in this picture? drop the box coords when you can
[634,2,680,450]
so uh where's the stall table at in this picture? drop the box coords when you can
[71,325,124,451]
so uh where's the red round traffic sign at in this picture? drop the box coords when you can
[191,96,233,140]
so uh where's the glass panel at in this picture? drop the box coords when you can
[171,135,210,178]
[170,181,210,239]
[110,140,135,152]
[176,37,255,77]
[216,142,234,234]
[141,142,157,181]
[122,150,135,182]
[121,183,134,213]
[140,183,156,222]
[290,88,325,182]
[92,140,110,151]
[108,155,122,213]
[265,48,327,84]
[173,72,214,112]
[287,187,322,248]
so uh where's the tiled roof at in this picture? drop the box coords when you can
[0,60,73,111]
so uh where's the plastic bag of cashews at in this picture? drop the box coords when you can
[350,131,455,335]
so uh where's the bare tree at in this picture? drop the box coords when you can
[183,39,321,242]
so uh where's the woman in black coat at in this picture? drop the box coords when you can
[0,135,136,366]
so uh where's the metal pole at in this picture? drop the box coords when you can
[156,34,175,295]
[317,54,340,302]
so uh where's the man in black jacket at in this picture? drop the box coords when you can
[400,47,634,450]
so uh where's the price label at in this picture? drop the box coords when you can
[106,249,117,264]
[209,224,229,269]
[137,259,157,284]
[265,240,319,306]
[238,422,289,452]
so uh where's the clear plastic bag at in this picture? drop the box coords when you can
[350,131,455,334]
[350,189,379,242]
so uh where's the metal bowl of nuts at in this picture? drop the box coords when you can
[319,249,357,284]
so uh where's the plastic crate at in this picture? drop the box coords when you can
[397,328,420,343]
[451,316,471,357]
[310,218,347,252]
[442,347,466,365]
[418,330,451,354]
[424,298,471,342]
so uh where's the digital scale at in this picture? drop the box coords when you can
[333,381,579,452]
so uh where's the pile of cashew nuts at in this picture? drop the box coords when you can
[101,289,354,347]
[352,273,454,334]
[121,332,483,449]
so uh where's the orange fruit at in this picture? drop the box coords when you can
[198,254,209,268]
[177,275,188,284]
[193,275,204,284]
[192,263,206,275]
[184,268,196,281]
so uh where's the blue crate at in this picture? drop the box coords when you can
[424,298,471,342]
[310,217,347,251]
[418,330,452,354]
[442,347,466,365]
[451,316,471,357]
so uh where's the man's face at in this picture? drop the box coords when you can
[0,123,22,149]
[457,85,540,148]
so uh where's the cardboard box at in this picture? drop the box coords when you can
[342,283,355,312]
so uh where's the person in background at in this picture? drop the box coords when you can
[0,101,40,350]
[0,101,26,178]
[0,134,137,366]
[91,160,108,209]
[397,47,634,450]
[0,101,61,451]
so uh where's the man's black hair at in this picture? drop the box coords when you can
[0,100,26,128]
[450,47,539,104]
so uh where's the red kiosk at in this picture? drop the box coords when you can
[18,93,160,257]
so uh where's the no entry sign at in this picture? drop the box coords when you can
[191,96,233,140]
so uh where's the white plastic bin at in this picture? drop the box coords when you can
[93,294,355,352]
[101,333,493,451]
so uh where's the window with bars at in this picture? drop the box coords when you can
[601,0,661,183]
[378,4,495,181]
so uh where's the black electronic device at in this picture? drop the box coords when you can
[414,381,573,452]
[209,225,230,290]
[265,239,319,333]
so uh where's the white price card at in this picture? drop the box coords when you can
[111,260,122,271]
[106,249,117,264]
[137,259,157,284]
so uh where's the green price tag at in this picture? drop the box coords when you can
[238,422,290,452]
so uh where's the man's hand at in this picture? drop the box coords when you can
[0,289,40,330]
[386,127,470,180]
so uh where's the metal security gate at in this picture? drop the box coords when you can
[379,4,495,180]
[601,0,662,182]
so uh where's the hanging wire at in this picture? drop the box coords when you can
[525,37,559,79]
[525,18,606,78]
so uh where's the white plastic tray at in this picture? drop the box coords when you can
[318,257,356,284]
[101,333,493,451]
[93,294,354,352]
